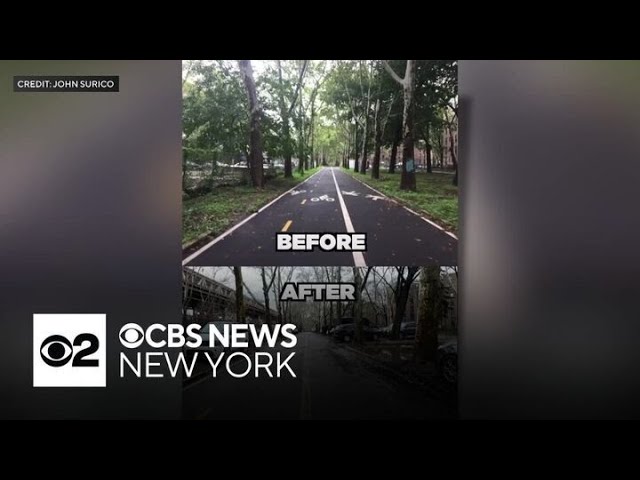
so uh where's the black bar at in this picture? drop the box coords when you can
[13,75,119,92]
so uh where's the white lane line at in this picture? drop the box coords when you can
[403,206,444,231]
[183,168,325,265]
[342,170,458,241]
[182,212,257,266]
[331,168,366,267]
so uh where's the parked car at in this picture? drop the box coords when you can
[328,317,355,337]
[436,340,458,384]
[331,323,381,342]
[369,325,386,339]
[331,323,354,342]
[400,321,417,339]
[379,324,394,337]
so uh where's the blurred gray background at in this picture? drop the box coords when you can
[0,60,182,418]
[460,60,640,418]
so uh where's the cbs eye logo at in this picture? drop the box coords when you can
[119,323,144,348]
[33,314,106,387]
[40,333,99,367]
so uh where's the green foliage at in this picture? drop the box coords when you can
[415,60,458,142]
[182,59,457,196]
[183,146,215,164]
[183,60,457,161]
[183,60,249,160]
[341,168,458,231]
[183,167,320,246]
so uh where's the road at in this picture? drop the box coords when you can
[182,332,455,420]
[183,167,457,266]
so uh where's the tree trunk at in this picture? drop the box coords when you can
[343,123,349,168]
[399,61,416,191]
[309,96,316,171]
[261,268,272,327]
[360,110,368,175]
[354,267,363,343]
[342,143,346,168]
[372,98,382,179]
[238,60,265,188]
[353,123,360,172]
[415,266,440,363]
[336,267,342,322]
[233,266,245,324]
[297,96,305,175]
[276,267,283,323]
[283,121,293,178]
[389,122,401,174]
[298,131,305,174]
[425,123,432,174]
[343,128,348,168]
[360,104,370,174]
[391,282,410,340]
[391,267,419,339]
[449,126,458,186]
[277,61,300,179]
[322,268,334,332]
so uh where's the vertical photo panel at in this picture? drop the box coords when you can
[181,266,458,420]
[181,60,458,267]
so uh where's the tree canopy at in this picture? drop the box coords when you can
[182,60,457,191]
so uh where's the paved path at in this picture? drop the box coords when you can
[184,167,457,266]
[183,332,455,420]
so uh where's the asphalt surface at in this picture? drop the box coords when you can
[184,167,457,266]
[182,332,455,420]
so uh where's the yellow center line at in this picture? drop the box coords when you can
[281,220,293,232]
[301,199,307,205]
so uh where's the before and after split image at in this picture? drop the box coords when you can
[4,59,636,421]
[180,60,459,419]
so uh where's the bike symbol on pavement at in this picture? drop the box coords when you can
[311,194,335,202]
[366,194,386,201]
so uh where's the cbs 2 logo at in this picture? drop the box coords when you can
[40,334,100,367]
